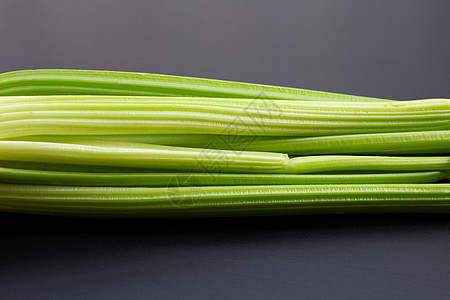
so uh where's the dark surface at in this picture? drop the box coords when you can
[1,213,450,300]
[0,1,449,299]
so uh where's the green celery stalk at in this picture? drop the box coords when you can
[0,140,289,173]
[288,156,450,173]
[34,130,449,155]
[0,167,446,186]
[242,130,450,155]
[0,184,448,217]
[0,160,157,173]
[0,69,390,102]
[0,139,448,173]
[0,97,448,139]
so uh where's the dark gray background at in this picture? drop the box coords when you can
[0,0,449,299]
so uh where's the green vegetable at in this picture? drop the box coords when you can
[0,160,152,173]
[1,184,448,217]
[43,130,449,155]
[233,130,450,155]
[288,156,450,173]
[0,139,288,173]
[0,167,446,186]
[0,139,448,173]
[0,96,448,139]
[0,69,390,101]
[0,69,448,218]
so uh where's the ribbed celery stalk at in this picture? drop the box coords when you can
[0,97,448,139]
[243,130,450,155]
[0,139,448,173]
[0,69,390,101]
[38,130,449,155]
[1,96,447,114]
[288,156,450,173]
[0,184,448,217]
[0,167,446,186]
[0,140,289,173]
[0,160,152,173]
